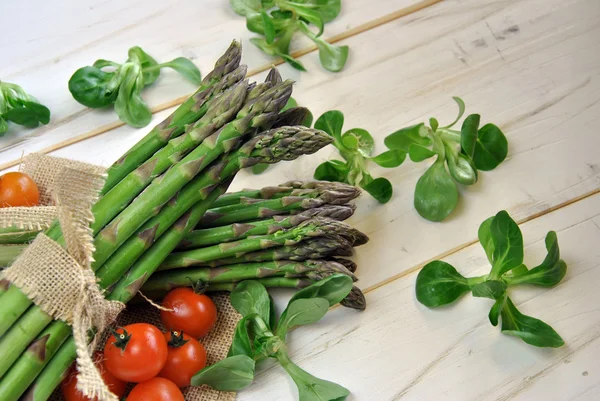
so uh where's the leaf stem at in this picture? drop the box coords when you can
[437,128,461,143]
[466,274,488,287]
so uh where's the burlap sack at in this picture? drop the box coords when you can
[2,154,240,400]
[0,153,97,230]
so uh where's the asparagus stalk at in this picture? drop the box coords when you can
[92,80,293,270]
[197,183,359,228]
[192,236,354,267]
[0,228,41,244]
[91,74,249,233]
[210,179,360,210]
[0,244,26,267]
[0,278,8,297]
[159,217,368,271]
[140,277,367,311]
[181,204,355,248]
[6,127,333,400]
[141,259,357,293]
[101,41,242,194]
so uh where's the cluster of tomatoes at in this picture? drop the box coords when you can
[0,172,40,207]
[62,288,218,401]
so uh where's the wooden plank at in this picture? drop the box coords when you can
[0,0,432,168]
[49,0,600,293]
[240,192,600,400]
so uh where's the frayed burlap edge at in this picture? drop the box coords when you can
[3,161,125,401]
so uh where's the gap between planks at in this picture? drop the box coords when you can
[360,186,600,298]
[0,0,443,172]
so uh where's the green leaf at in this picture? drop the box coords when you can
[460,114,480,158]
[163,57,202,85]
[271,9,294,19]
[93,59,120,69]
[490,210,524,278]
[68,66,118,108]
[315,110,344,143]
[276,298,329,338]
[289,274,353,308]
[444,142,478,186]
[281,53,308,71]
[442,96,466,128]
[429,117,439,132]
[473,123,508,171]
[21,101,50,125]
[114,64,152,128]
[343,128,374,156]
[247,12,290,35]
[128,46,161,86]
[4,107,41,128]
[510,264,529,276]
[0,117,8,136]
[293,5,325,36]
[291,0,342,22]
[316,40,348,72]
[314,160,350,182]
[489,295,505,326]
[384,123,431,152]
[341,133,358,149]
[282,97,298,112]
[303,110,314,127]
[228,315,257,358]
[505,231,567,287]
[414,157,458,222]
[408,144,436,162]
[362,177,393,204]
[231,280,272,326]
[371,150,406,168]
[416,261,470,307]
[471,280,507,300]
[251,163,270,174]
[261,10,276,43]
[478,216,495,264]
[500,297,564,348]
[191,355,256,390]
[230,0,262,16]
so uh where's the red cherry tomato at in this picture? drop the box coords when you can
[103,323,168,382]
[127,377,184,401]
[61,352,127,401]
[0,172,40,207]
[161,288,217,338]
[158,331,207,388]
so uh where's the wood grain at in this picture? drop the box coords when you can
[0,0,439,171]
[242,192,600,401]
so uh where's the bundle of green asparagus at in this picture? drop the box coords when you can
[0,41,336,401]
[128,180,368,310]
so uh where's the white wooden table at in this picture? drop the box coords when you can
[3,0,600,399]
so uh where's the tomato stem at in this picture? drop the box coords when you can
[167,331,189,348]
[186,277,208,294]
[111,327,132,351]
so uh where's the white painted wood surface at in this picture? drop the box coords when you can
[0,0,428,168]
[2,0,600,399]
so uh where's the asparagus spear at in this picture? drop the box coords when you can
[92,80,294,270]
[101,40,242,194]
[211,179,359,208]
[0,278,8,297]
[0,228,41,244]
[141,277,367,311]
[159,217,368,271]
[197,183,360,228]
[0,244,26,267]
[180,204,355,248]
[3,127,333,399]
[141,259,357,293]
[91,75,249,233]
[194,236,354,267]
